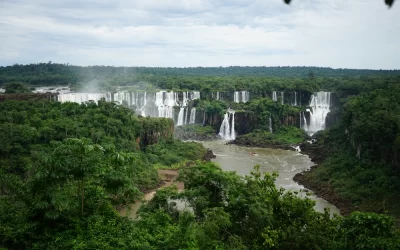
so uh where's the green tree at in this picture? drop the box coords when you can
[4,82,32,93]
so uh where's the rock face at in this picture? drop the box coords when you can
[138,117,175,148]
[174,125,219,141]
[203,149,216,161]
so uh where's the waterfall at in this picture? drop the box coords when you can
[234,91,249,103]
[216,92,220,100]
[299,112,302,129]
[202,110,206,125]
[292,92,298,106]
[300,112,309,132]
[184,107,189,124]
[189,108,196,124]
[231,111,236,140]
[58,93,111,104]
[60,90,204,124]
[191,91,200,100]
[219,109,235,140]
[219,113,231,140]
[269,114,273,133]
[303,92,331,135]
[272,91,277,101]
[234,92,240,103]
[177,108,185,126]
[241,91,249,102]
[281,91,284,105]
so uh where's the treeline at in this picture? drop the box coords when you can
[2,63,400,93]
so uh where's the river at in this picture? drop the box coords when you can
[199,140,340,215]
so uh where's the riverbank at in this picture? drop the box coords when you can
[224,132,352,215]
[293,141,355,216]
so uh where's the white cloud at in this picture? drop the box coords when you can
[0,0,399,68]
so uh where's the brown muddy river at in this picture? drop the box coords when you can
[200,140,340,215]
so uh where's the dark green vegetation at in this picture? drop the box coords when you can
[4,82,32,93]
[1,63,400,92]
[296,81,400,217]
[233,127,305,149]
[0,100,207,248]
[1,64,400,248]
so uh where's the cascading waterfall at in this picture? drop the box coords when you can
[303,92,331,136]
[234,91,249,103]
[269,114,273,133]
[301,112,308,131]
[272,91,277,101]
[281,91,284,105]
[58,93,111,104]
[234,92,240,103]
[293,92,298,106]
[231,111,236,139]
[202,110,206,125]
[177,108,185,126]
[219,109,236,140]
[241,91,249,102]
[184,107,189,124]
[189,108,196,124]
[59,89,199,124]
[191,91,201,100]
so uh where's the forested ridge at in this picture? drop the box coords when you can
[1,63,400,91]
[1,63,400,249]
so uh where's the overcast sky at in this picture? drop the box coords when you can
[0,0,399,69]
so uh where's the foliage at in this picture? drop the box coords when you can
[234,126,306,149]
[145,139,207,166]
[4,82,32,93]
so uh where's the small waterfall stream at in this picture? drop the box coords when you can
[189,108,196,124]
[269,114,273,133]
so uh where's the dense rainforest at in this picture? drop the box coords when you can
[1,62,400,93]
[1,63,400,249]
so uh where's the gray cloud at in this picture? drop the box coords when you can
[0,0,399,69]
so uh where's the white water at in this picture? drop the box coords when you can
[272,91,278,101]
[219,109,236,140]
[189,108,196,124]
[269,115,273,133]
[234,91,249,103]
[184,107,189,125]
[58,93,112,104]
[304,92,331,136]
[219,113,231,140]
[234,92,240,103]
[293,92,298,106]
[281,91,284,105]
[231,111,236,139]
[301,112,308,131]
[177,108,185,126]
